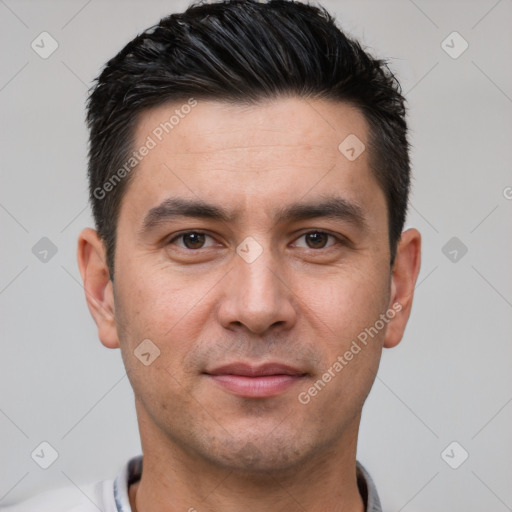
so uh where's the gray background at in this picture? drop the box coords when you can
[1,0,511,510]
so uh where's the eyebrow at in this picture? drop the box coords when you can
[139,195,367,234]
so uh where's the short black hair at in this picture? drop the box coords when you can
[86,0,410,278]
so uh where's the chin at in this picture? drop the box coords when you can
[195,426,317,475]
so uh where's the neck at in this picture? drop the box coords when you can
[129,411,365,512]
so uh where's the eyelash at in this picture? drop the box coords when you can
[167,230,345,251]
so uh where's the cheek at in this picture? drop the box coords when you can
[300,264,390,338]
[115,259,209,335]
[113,262,219,387]
[113,270,205,413]
[297,264,389,395]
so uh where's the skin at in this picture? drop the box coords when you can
[78,97,421,512]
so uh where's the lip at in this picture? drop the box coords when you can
[205,363,307,398]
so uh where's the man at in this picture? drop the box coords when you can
[6,0,420,510]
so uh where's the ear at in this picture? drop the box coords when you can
[77,228,119,349]
[383,228,421,349]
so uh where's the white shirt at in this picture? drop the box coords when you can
[2,455,382,511]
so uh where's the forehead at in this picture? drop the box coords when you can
[121,97,384,226]
[134,97,368,169]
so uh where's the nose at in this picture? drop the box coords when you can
[216,247,297,335]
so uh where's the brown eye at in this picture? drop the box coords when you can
[182,232,205,249]
[169,232,215,250]
[294,231,339,250]
[305,232,329,249]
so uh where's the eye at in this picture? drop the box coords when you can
[168,231,217,250]
[293,230,341,250]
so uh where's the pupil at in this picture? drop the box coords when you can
[184,233,205,249]
[307,232,326,248]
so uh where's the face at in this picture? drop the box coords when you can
[79,97,420,475]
